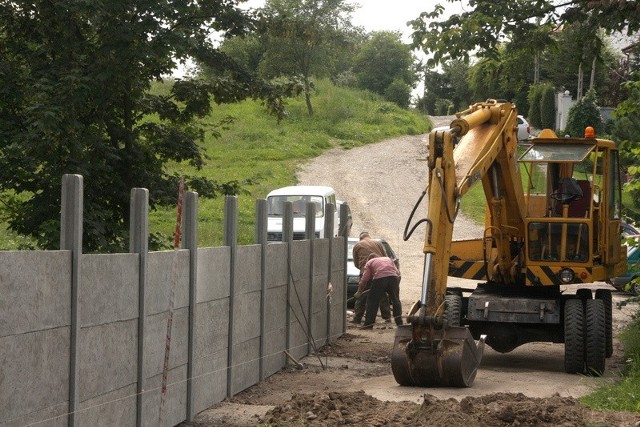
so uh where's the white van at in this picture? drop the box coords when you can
[266,185,340,241]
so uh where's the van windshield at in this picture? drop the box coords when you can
[267,195,324,218]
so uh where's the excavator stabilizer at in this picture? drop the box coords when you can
[391,324,485,387]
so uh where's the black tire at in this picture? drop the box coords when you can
[564,299,585,374]
[576,288,592,302]
[443,294,462,327]
[585,298,606,376]
[595,289,613,358]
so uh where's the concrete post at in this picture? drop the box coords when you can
[282,202,293,243]
[325,204,335,343]
[305,203,316,353]
[339,203,349,334]
[255,199,268,380]
[224,196,238,397]
[283,202,293,362]
[183,192,198,420]
[305,203,316,240]
[60,174,83,427]
[129,188,149,427]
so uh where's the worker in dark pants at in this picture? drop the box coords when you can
[351,231,391,323]
[355,256,402,328]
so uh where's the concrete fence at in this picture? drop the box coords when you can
[1,175,348,426]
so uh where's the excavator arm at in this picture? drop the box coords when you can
[392,101,526,387]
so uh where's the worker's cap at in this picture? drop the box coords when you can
[359,231,370,239]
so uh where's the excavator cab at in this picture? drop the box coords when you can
[519,133,626,281]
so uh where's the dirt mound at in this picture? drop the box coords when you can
[260,391,639,426]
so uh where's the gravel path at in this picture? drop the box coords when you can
[296,116,483,304]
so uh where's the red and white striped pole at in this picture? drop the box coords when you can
[159,177,184,424]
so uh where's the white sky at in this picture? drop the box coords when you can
[242,0,467,41]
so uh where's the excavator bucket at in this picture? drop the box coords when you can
[391,324,485,387]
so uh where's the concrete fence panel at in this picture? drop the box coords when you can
[311,239,330,346]
[263,243,288,376]
[193,247,230,413]
[0,179,346,426]
[77,254,139,425]
[0,250,71,427]
[230,245,262,394]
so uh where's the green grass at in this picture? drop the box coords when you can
[580,313,640,412]
[148,78,430,246]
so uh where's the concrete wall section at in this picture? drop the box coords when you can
[0,251,71,426]
[0,328,70,426]
[0,250,71,336]
[288,241,311,360]
[193,247,230,414]
[230,245,261,394]
[77,384,137,426]
[192,298,229,414]
[196,247,231,303]
[80,253,138,326]
[230,337,260,395]
[265,243,288,289]
[146,250,190,315]
[78,320,137,400]
[142,365,188,427]
[311,239,330,345]
[0,213,346,425]
[262,243,288,376]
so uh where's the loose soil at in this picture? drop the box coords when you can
[185,117,640,426]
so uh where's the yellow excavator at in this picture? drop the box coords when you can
[392,100,627,387]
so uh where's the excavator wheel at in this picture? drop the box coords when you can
[391,324,485,387]
[595,289,613,358]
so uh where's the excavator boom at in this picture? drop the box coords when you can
[392,101,524,387]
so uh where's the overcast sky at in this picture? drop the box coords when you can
[241,0,467,40]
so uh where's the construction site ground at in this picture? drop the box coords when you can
[184,118,640,426]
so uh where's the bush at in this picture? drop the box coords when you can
[564,88,603,137]
[435,98,454,115]
[540,84,556,129]
[512,91,529,117]
[384,79,411,109]
[528,84,544,128]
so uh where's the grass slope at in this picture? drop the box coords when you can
[151,79,430,247]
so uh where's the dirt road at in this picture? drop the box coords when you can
[188,117,640,426]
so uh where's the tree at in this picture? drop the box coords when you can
[0,0,300,252]
[540,84,556,129]
[469,46,534,115]
[384,79,412,109]
[528,84,544,128]
[410,1,640,68]
[564,88,603,137]
[419,60,471,114]
[612,80,640,212]
[353,31,415,103]
[258,0,358,116]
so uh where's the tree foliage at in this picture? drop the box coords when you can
[0,0,301,252]
[353,31,415,106]
[528,84,544,128]
[258,0,358,116]
[612,80,640,211]
[419,60,471,114]
[410,0,640,67]
[540,83,557,129]
[564,88,603,137]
